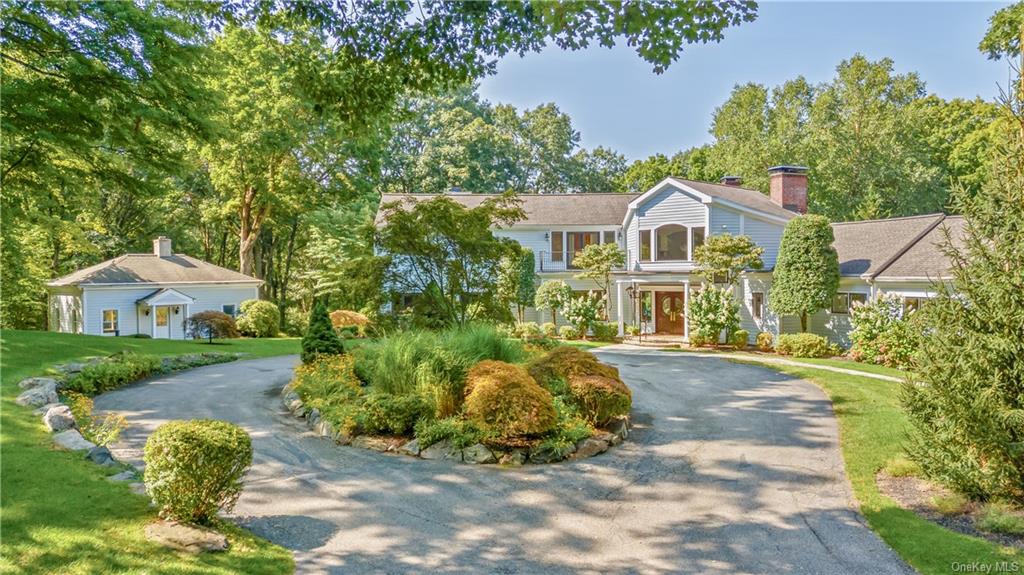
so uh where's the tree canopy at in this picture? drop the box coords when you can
[769,215,840,332]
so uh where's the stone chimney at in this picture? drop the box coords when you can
[768,165,808,214]
[719,176,743,187]
[153,236,172,257]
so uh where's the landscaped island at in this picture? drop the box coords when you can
[283,325,631,465]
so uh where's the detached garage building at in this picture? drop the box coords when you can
[46,237,261,339]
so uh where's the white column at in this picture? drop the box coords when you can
[616,281,626,337]
[150,306,156,338]
[683,279,690,340]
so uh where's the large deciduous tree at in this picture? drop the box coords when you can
[376,194,525,326]
[769,215,840,332]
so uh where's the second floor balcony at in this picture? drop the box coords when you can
[537,250,627,273]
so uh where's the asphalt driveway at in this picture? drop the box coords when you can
[95,348,910,574]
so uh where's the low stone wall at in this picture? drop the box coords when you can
[281,386,631,465]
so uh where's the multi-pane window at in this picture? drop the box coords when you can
[639,230,652,261]
[222,304,236,317]
[903,297,925,314]
[752,292,764,322]
[692,227,706,253]
[102,309,118,334]
[831,292,868,314]
[603,230,615,244]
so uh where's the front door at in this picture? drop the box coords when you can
[154,306,170,339]
[654,291,685,334]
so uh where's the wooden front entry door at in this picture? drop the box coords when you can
[654,291,685,334]
[154,306,170,339]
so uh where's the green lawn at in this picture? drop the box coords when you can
[670,346,910,379]
[1,329,298,575]
[562,340,615,350]
[728,358,1024,574]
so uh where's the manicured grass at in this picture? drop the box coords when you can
[1,329,297,575]
[670,346,910,379]
[562,340,615,350]
[728,357,1024,574]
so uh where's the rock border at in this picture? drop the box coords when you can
[281,386,631,465]
[16,352,245,499]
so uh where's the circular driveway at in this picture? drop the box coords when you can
[95,348,910,574]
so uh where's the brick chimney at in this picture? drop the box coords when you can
[719,176,743,187]
[153,236,172,257]
[768,165,808,214]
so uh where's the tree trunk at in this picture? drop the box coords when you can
[800,311,808,332]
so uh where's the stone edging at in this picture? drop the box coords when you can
[281,386,630,465]
[15,352,244,495]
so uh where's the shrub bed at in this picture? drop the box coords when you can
[62,351,239,395]
[284,326,632,464]
[775,333,839,358]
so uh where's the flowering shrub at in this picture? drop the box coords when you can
[688,286,740,345]
[850,294,917,369]
[562,291,604,338]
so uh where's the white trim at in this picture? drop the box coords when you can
[101,309,118,335]
[621,177,794,230]
[739,213,746,235]
[58,280,263,288]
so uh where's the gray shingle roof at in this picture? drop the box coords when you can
[875,216,965,279]
[673,179,799,220]
[831,214,964,279]
[376,193,641,227]
[48,254,260,287]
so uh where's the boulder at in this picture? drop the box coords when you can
[498,450,526,466]
[419,439,462,462]
[16,380,58,407]
[572,438,609,459]
[351,436,392,452]
[607,417,630,440]
[129,482,148,496]
[462,444,496,464]
[53,429,96,451]
[34,402,61,415]
[19,376,59,390]
[307,408,321,427]
[529,444,572,464]
[333,428,353,446]
[108,470,136,482]
[43,405,76,432]
[87,446,118,466]
[314,420,334,439]
[145,521,229,553]
[288,399,304,416]
[398,438,421,456]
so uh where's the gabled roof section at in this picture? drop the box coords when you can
[875,216,966,280]
[376,193,640,227]
[672,178,801,221]
[623,178,800,228]
[830,213,966,279]
[48,254,261,287]
[136,288,196,306]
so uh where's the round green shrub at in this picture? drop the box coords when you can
[541,322,557,338]
[567,374,632,425]
[359,391,430,435]
[756,331,774,352]
[730,329,749,348]
[143,419,253,524]
[464,361,556,438]
[526,345,620,389]
[236,299,281,338]
[186,311,239,342]
[775,333,839,358]
[558,325,580,339]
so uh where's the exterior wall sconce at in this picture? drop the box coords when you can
[617,229,623,240]
[173,306,180,315]
[544,232,549,241]
[144,308,151,316]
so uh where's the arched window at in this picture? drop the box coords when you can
[655,224,688,261]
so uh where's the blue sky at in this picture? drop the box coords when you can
[478,1,1013,161]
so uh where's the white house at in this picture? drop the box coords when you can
[378,166,964,346]
[47,237,262,339]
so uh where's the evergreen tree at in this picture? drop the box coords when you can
[301,301,344,364]
[901,52,1024,503]
[769,215,840,332]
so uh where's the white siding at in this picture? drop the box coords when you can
[625,218,639,271]
[745,217,785,268]
[48,288,83,334]
[709,207,742,237]
[83,284,259,338]
[493,229,549,272]
[738,276,777,342]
